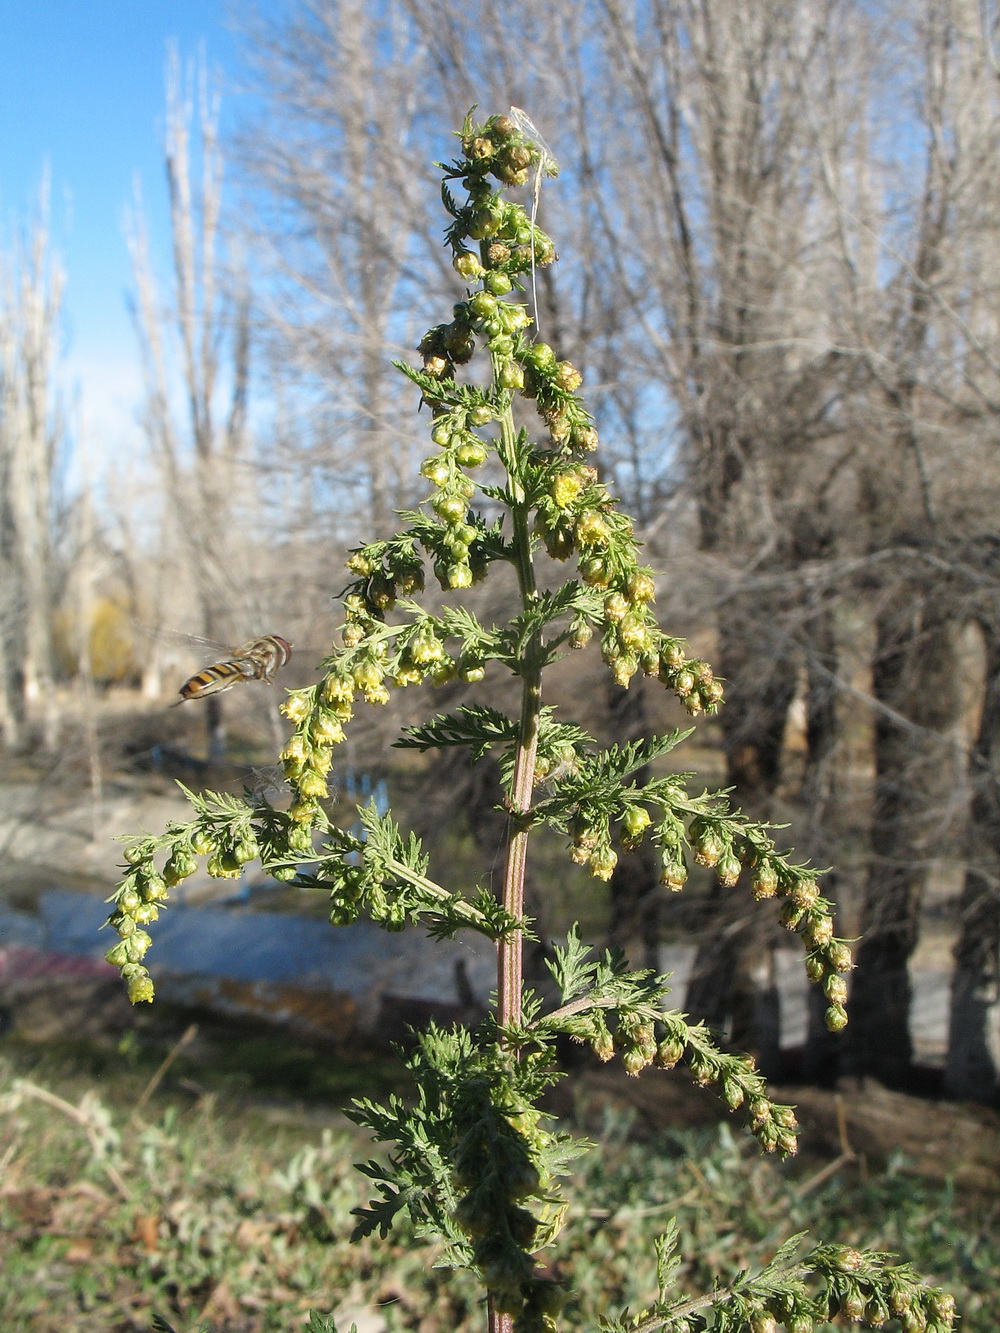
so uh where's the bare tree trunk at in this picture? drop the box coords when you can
[800,594,845,1083]
[0,184,63,752]
[847,579,962,1085]
[945,617,1000,1102]
[684,591,798,1057]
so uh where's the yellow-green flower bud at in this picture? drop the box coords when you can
[659,860,687,891]
[456,439,488,467]
[825,1002,848,1032]
[750,1310,777,1333]
[931,1292,956,1325]
[468,207,502,240]
[191,829,216,856]
[525,341,556,370]
[610,655,638,688]
[484,271,512,296]
[421,454,451,486]
[828,941,854,972]
[588,847,618,880]
[551,469,583,509]
[127,971,155,1004]
[281,692,311,723]
[604,591,628,622]
[674,668,695,696]
[804,954,824,983]
[118,886,142,915]
[780,900,805,930]
[660,640,686,670]
[692,828,723,868]
[298,771,329,799]
[621,806,652,848]
[751,861,779,899]
[288,824,314,854]
[790,875,819,908]
[618,614,648,650]
[723,1079,745,1110]
[311,714,345,746]
[804,915,834,947]
[453,250,484,280]
[592,1030,614,1062]
[163,850,197,886]
[234,836,258,865]
[430,658,457,685]
[140,872,168,902]
[654,1038,684,1068]
[322,675,355,707]
[622,1047,648,1076]
[580,556,611,587]
[498,361,523,390]
[353,660,384,693]
[569,620,592,649]
[824,974,848,1004]
[839,1292,866,1322]
[718,848,742,887]
[627,569,656,603]
[555,361,582,391]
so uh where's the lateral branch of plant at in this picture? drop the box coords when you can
[104,112,955,1333]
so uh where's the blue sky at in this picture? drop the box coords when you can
[0,2,263,458]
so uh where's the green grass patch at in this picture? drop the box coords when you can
[1,1049,996,1332]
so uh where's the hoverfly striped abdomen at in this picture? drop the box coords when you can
[172,635,293,705]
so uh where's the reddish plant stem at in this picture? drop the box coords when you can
[490,442,541,1333]
[498,668,542,1030]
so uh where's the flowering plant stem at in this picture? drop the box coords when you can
[104,111,957,1333]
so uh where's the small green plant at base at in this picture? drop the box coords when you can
[104,111,956,1333]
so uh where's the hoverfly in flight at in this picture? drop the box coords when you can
[171,635,293,706]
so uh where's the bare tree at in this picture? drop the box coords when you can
[128,49,256,758]
[237,0,452,539]
[0,179,65,751]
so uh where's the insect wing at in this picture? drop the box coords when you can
[508,106,557,176]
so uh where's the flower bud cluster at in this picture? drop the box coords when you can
[571,1002,799,1155]
[763,858,852,1032]
[569,808,617,881]
[682,817,852,1031]
[105,806,289,1000]
[517,342,596,452]
[654,813,688,891]
[657,645,725,715]
[346,538,425,613]
[418,409,492,590]
[443,116,599,464]
[815,1247,956,1332]
[672,1024,799,1157]
[280,671,356,829]
[451,1085,561,1328]
[104,840,169,1003]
